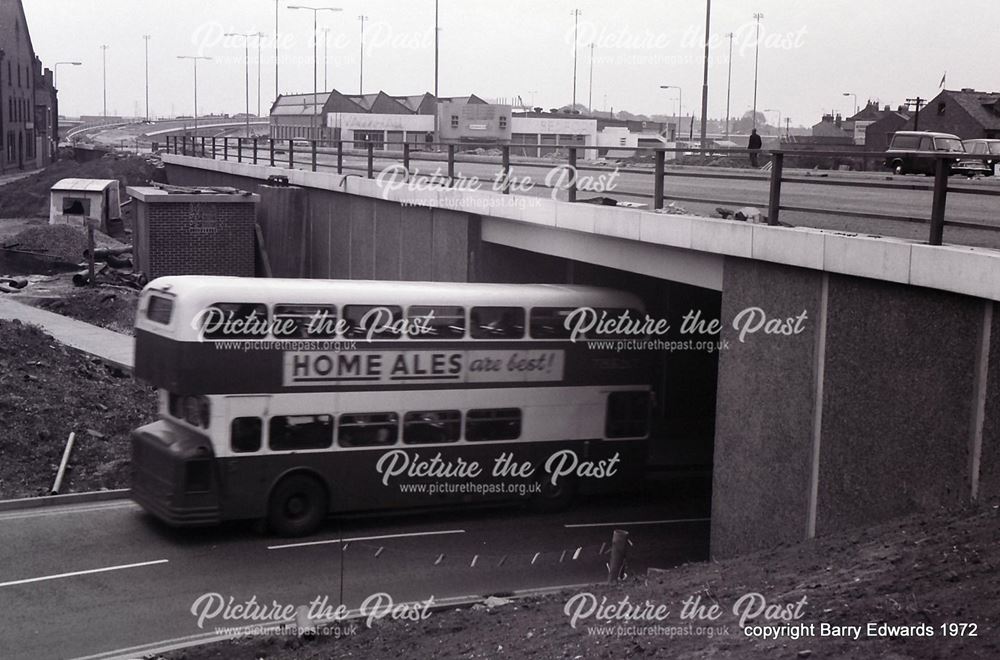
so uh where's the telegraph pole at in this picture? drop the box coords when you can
[906,96,925,131]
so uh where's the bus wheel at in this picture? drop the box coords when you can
[267,474,328,537]
[530,475,577,513]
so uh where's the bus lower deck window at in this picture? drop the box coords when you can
[231,417,262,453]
[269,415,334,451]
[339,413,399,447]
[470,307,525,339]
[466,408,522,442]
[605,391,651,438]
[404,410,461,444]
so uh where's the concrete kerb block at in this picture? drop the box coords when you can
[822,231,913,284]
[689,216,754,258]
[910,243,1000,302]
[593,205,642,240]
[638,212,694,249]
[751,223,825,271]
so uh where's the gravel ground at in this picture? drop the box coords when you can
[0,319,157,498]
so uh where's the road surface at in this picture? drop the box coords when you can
[0,476,709,660]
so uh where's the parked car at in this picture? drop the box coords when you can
[962,139,1000,176]
[884,131,988,176]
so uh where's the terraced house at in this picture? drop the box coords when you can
[0,0,57,173]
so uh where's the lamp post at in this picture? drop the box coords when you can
[570,9,581,109]
[358,15,369,94]
[53,61,81,90]
[274,0,280,99]
[764,108,781,137]
[843,91,858,117]
[660,85,681,141]
[256,32,265,117]
[587,43,595,112]
[100,45,109,119]
[322,27,331,91]
[225,33,260,136]
[725,32,733,138]
[699,0,711,149]
[176,55,211,132]
[752,12,763,128]
[289,5,343,138]
[142,36,151,121]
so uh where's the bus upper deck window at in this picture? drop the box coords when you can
[201,303,269,340]
[231,417,262,453]
[408,306,465,340]
[146,295,174,325]
[274,305,338,338]
[338,413,399,447]
[269,415,334,451]
[530,307,575,339]
[343,305,403,340]
[466,408,522,441]
[470,307,525,339]
[403,410,461,444]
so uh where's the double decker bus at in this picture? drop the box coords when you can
[130,276,653,535]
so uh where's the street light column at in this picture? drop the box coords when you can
[752,12,763,128]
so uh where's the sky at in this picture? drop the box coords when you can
[20,0,1000,126]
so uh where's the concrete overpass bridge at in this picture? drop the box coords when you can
[161,152,1000,558]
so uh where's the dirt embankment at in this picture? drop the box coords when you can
[162,505,999,659]
[0,320,157,499]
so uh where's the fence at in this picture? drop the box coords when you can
[163,136,1000,247]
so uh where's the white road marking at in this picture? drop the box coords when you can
[267,528,466,550]
[0,559,169,588]
[563,517,710,528]
[0,501,139,521]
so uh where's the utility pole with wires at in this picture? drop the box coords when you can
[905,96,925,131]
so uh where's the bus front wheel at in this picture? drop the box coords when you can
[267,474,328,537]
[530,475,577,513]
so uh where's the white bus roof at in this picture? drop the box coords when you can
[144,276,644,311]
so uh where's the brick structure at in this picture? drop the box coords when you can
[900,89,1000,140]
[127,187,261,280]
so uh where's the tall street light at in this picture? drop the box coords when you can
[358,15,369,94]
[226,32,261,136]
[725,32,733,138]
[587,43,595,112]
[53,61,81,90]
[322,27,331,91]
[100,45,110,118]
[660,85,681,141]
[752,12,763,128]
[843,91,858,117]
[256,32,265,117]
[570,9,581,109]
[763,108,781,137]
[177,55,211,132]
[142,36,151,121]
[289,5,343,138]
[274,0,280,99]
[434,0,440,144]
[699,0,711,149]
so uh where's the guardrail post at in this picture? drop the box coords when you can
[653,150,665,210]
[929,157,949,246]
[253,138,259,165]
[501,145,511,194]
[211,137,217,159]
[269,139,275,167]
[200,136,206,157]
[447,144,456,184]
[312,140,318,172]
[223,137,229,160]
[237,137,244,163]
[567,147,578,202]
[181,136,188,156]
[288,139,294,169]
[367,142,375,178]
[403,142,411,174]
[767,151,784,226]
[337,140,344,174]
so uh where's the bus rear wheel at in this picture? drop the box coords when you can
[267,474,328,537]
[530,475,577,513]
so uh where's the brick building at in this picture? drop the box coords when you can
[899,88,1000,140]
[0,0,58,173]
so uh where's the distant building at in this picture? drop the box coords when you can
[0,0,58,172]
[898,88,1000,140]
[864,108,911,152]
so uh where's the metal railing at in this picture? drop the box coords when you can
[162,135,1000,247]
